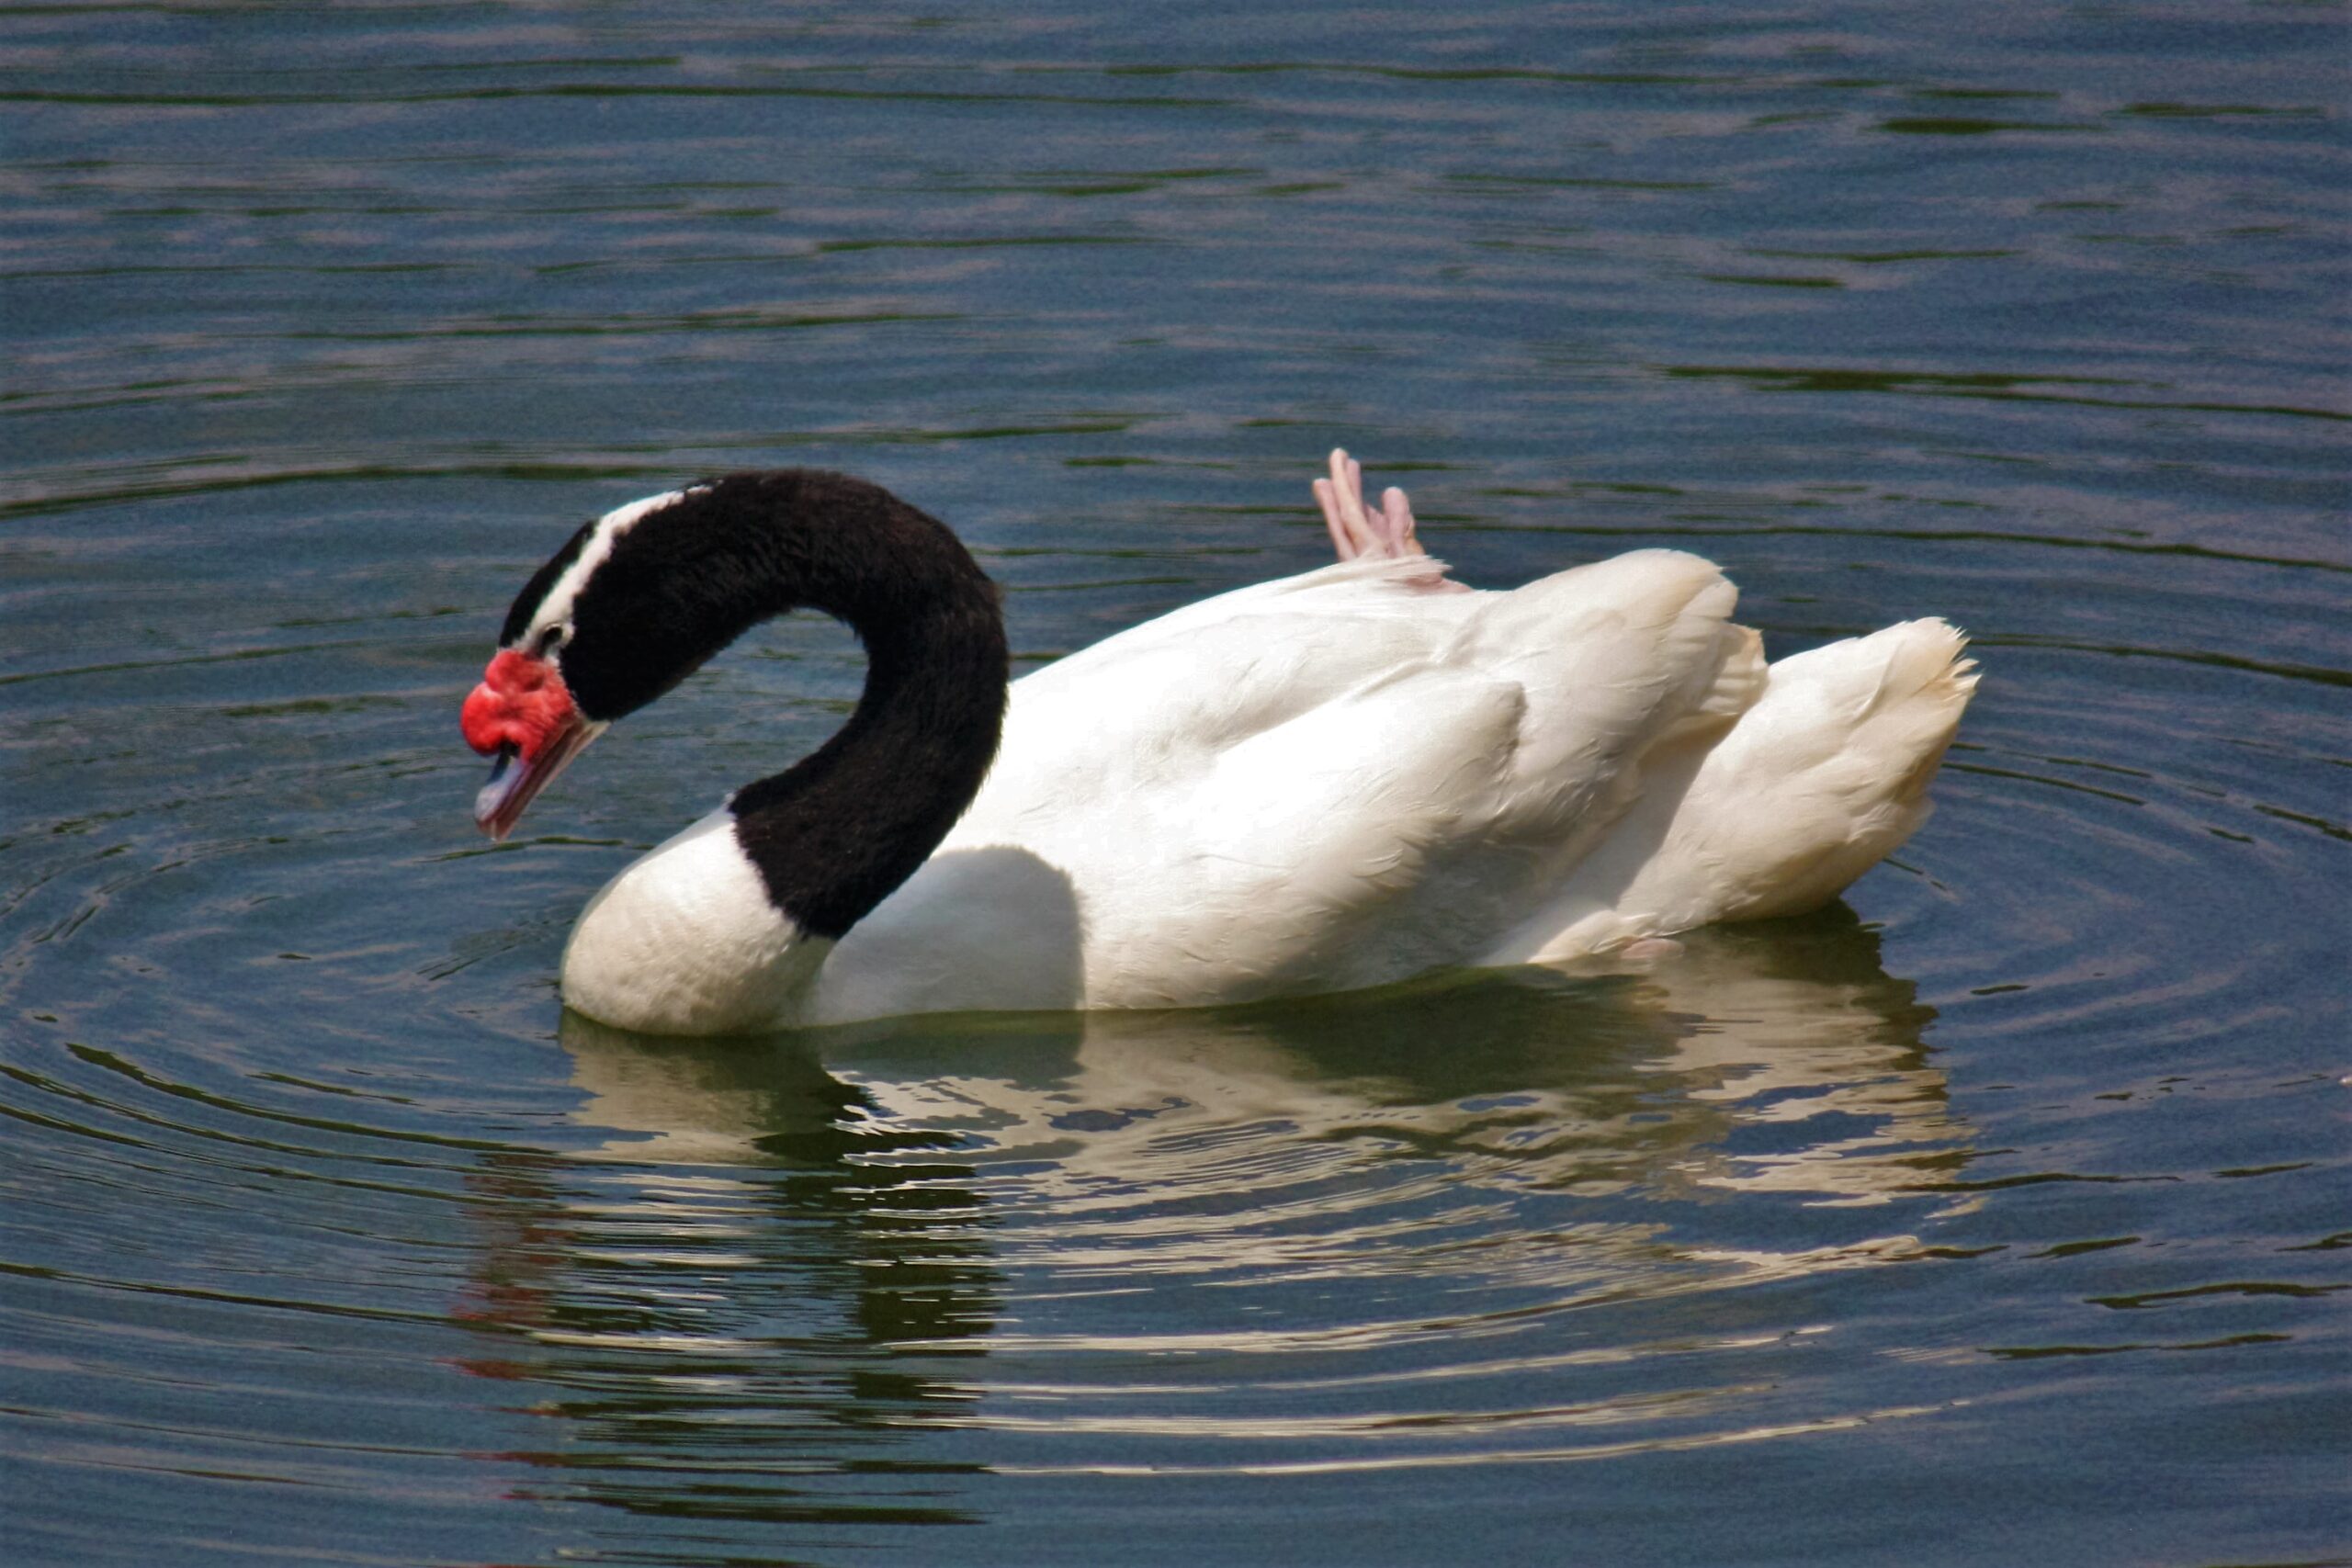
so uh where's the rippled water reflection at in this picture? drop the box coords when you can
[505,919,1967,1501]
[4,3,2346,1564]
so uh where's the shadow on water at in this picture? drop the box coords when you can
[451,908,1969,1527]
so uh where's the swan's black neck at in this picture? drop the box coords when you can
[549,469,1008,939]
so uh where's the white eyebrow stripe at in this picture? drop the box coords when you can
[515,487,692,649]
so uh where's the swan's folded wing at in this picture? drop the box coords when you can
[962,575,1473,840]
[1044,660,1533,1006]
[982,547,1762,848]
[860,657,1532,1012]
[1459,547,1764,834]
[843,547,1787,1016]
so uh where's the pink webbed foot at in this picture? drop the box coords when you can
[1310,448,1464,592]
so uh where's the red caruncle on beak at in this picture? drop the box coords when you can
[463,649,573,759]
[461,649,598,840]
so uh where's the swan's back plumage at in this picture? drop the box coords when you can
[803,546,1964,1026]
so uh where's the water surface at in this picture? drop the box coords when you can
[3,5,2346,1565]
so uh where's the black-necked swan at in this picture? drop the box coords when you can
[462,450,1977,1036]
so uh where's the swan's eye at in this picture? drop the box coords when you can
[533,625,566,659]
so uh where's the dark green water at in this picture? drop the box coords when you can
[3,6,2346,1565]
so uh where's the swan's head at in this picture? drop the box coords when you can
[461,469,1007,852]
[462,487,707,839]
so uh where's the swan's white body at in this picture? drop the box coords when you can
[560,539,1976,1034]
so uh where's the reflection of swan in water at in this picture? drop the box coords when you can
[453,912,1974,1524]
[446,1047,1003,1528]
[557,906,1969,1219]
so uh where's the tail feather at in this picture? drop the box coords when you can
[1695,617,1977,919]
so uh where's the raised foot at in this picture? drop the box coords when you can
[1311,448,1463,591]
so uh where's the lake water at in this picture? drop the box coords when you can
[3,5,2346,1564]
